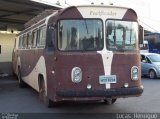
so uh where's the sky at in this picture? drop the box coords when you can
[31,0,160,32]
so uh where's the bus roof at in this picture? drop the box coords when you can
[20,5,137,35]
[24,9,58,28]
[75,5,134,10]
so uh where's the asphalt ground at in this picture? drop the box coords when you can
[0,76,160,119]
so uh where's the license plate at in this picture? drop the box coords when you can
[99,75,117,84]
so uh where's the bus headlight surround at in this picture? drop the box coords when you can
[131,66,139,80]
[71,67,82,83]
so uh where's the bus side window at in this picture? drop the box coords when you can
[18,36,23,49]
[27,32,32,49]
[37,26,46,47]
[22,35,26,48]
[31,29,38,48]
[22,34,28,49]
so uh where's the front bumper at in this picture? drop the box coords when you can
[56,86,143,98]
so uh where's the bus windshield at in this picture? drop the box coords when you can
[58,19,103,51]
[106,20,138,52]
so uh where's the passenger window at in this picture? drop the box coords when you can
[37,26,46,47]
[31,30,38,48]
[18,36,23,48]
[27,33,32,48]
[22,35,27,48]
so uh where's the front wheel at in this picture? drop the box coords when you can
[39,78,55,108]
[149,70,157,79]
[104,98,117,105]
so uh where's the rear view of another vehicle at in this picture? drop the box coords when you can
[141,53,160,79]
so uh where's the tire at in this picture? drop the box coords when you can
[39,78,54,108]
[104,98,117,105]
[17,67,26,88]
[149,70,157,79]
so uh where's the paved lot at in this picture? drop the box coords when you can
[0,76,160,118]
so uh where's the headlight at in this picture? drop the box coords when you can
[131,66,139,80]
[71,67,82,83]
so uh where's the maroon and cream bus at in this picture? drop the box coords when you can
[12,5,144,107]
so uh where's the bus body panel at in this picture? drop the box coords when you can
[50,52,142,100]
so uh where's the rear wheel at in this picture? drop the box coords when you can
[149,70,157,79]
[39,77,54,108]
[104,98,117,105]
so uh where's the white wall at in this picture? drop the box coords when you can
[0,33,16,75]
[0,33,16,62]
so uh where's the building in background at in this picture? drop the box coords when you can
[0,0,61,76]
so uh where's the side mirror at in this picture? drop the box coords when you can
[139,25,144,44]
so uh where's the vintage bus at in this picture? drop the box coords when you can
[12,5,144,107]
